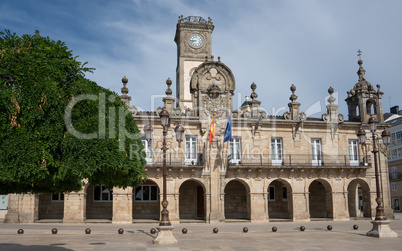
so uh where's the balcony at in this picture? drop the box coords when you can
[144,152,204,167]
[228,153,372,168]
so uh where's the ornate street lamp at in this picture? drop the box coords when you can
[144,123,153,147]
[145,107,184,244]
[356,116,397,237]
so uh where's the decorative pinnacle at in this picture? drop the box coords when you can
[250,82,258,100]
[290,84,296,93]
[218,56,221,62]
[357,59,366,81]
[328,86,334,95]
[289,84,298,102]
[327,86,336,104]
[121,76,128,95]
[165,77,173,96]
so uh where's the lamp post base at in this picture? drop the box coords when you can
[366,220,398,238]
[153,226,177,245]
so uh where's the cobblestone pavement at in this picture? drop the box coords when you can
[0,217,401,250]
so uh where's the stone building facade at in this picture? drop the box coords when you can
[385,106,402,213]
[3,16,394,224]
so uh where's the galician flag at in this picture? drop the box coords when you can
[208,113,215,143]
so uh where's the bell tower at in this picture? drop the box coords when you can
[345,59,384,122]
[174,15,214,110]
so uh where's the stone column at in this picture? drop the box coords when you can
[249,192,268,222]
[208,139,225,223]
[5,193,39,223]
[291,192,310,221]
[331,192,349,221]
[63,190,86,223]
[112,187,133,224]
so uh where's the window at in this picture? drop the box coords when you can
[141,136,153,164]
[392,199,400,211]
[94,185,113,202]
[51,193,64,202]
[391,183,397,191]
[271,138,283,165]
[311,139,322,166]
[397,131,402,146]
[390,149,398,160]
[398,148,402,159]
[135,185,158,202]
[185,136,197,165]
[349,140,359,166]
[282,186,287,201]
[229,138,241,164]
[269,186,275,201]
[391,167,398,179]
[391,133,396,147]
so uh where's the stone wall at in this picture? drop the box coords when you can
[86,186,112,219]
[309,181,328,218]
[268,180,289,219]
[224,180,248,219]
[38,194,64,219]
[179,181,198,219]
[132,201,159,219]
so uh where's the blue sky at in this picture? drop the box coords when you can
[1,0,402,118]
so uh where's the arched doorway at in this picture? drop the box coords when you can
[38,193,64,220]
[86,184,113,220]
[224,180,250,220]
[179,180,205,220]
[267,180,293,219]
[348,179,371,218]
[309,180,333,219]
[133,180,160,220]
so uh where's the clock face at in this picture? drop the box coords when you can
[189,34,203,48]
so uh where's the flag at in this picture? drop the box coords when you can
[202,124,209,142]
[223,115,232,143]
[208,113,215,143]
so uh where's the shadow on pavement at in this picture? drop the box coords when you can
[0,243,73,251]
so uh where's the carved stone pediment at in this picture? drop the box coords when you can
[190,60,236,131]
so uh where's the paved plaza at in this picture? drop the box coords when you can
[0,216,401,250]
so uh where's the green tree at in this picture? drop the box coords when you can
[0,30,146,194]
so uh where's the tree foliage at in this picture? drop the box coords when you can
[0,30,145,194]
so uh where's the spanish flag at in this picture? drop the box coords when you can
[208,113,215,143]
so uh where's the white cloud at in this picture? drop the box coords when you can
[1,0,402,117]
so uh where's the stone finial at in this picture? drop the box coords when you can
[120,76,131,107]
[284,84,305,121]
[165,77,173,96]
[250,82,258,100]
[121,76,128,95]
[249,82,261,118]
[218,56,221,62]
[327,86,336,104]
[289,84,298,102]
[208,17,213,24]
[205,56,208,61]
[357,59,366,81]
[163,77,175,114]
[322,86,344,123]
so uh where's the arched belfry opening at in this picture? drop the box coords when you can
[345,59,384,122]
[366,99,377,115]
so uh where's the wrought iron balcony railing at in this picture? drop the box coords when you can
[228,153,372,168]
[144,152,203,167]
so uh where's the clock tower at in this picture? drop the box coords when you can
[174,15,214,110]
